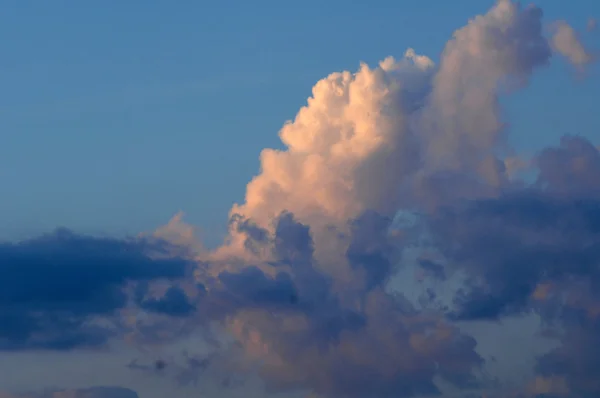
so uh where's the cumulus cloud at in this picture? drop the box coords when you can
[6,1,600,397]
[136,1,599,396]
[226,0,554,230]
[227,48,433,230]
[156,4,559,396]
[151,211,205,256]
[215,215,483,398]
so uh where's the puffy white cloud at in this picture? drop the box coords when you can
[230,49,434,231]
[209,0,554,290]
[171,3,593,397]
[224,0,554,236]
[151,211,204,256]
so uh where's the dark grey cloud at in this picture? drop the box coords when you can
[417,259,446,281]
[230,214,269,255]
[134,283,197,317]
[432,192,600,320]
[536,318,600,397]
[414,136,600,396]
[0,228,191,350]
[273,211,314,266]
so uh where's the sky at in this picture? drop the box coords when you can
[1,1,600,397]
[1,0,598,245]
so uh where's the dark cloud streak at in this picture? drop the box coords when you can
[0,228,191,350]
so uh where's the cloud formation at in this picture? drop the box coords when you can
[0,229,191,350]
[3,1,599,398]
[171,1,596,397]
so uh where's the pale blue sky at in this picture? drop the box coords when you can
[0,0,598,246]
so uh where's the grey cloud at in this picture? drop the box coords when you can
[0,229,191,350]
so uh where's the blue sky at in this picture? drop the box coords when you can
[1,0,598,246]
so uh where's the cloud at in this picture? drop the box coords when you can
[127,211,481,397]
[588,18,598,32]
[428,136,600,318]
[134,283,196,317]
[551,20,596,70]
[419,135,600,396]
[423,0,550,162]
[536,135,600,197]
[151,211,204,256]
[433,191,600,320]
[0,229,191,350]
[141,1,597,396]
[189,212,483,398]
[0,387,138,398]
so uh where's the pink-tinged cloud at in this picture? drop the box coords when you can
[551,20,596,70]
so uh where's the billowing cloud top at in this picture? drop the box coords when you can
[1,1,599,398]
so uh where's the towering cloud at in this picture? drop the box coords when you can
[0,229,192,350]
[229,49,434,230]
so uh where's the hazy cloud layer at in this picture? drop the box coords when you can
[0,387,138,398]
